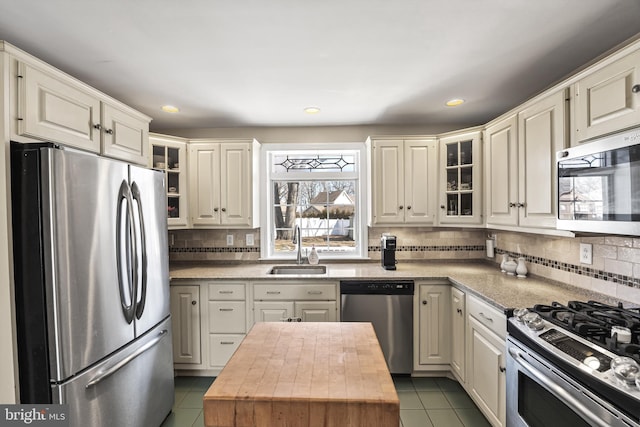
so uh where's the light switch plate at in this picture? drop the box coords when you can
[226,234,234,246]
[580,243,592,265]
[246,233,254,246]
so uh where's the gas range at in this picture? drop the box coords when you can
[507,300,640,425]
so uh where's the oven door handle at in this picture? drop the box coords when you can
[508,347,612,427]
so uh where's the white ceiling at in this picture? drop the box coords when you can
[0,0,639,132]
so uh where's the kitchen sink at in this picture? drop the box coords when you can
[268,265,327,275]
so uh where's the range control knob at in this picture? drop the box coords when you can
[523,312,544,331]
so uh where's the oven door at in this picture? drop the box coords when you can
[506,337,634,427]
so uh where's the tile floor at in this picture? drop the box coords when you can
[160,376,491,427]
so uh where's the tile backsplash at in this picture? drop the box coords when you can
[168,228,640,304]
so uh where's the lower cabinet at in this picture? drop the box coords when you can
[170,284,202,365]
[207,282,248,371]
[252,282,338,325]
[415,282,451,370]
[466,295,507,427]
[451,287,466,382]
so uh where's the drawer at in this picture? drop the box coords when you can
[253,283,336,300]
[209,334,244,367]
[208,301,246,333]
[467,295,506,339]
[208,283,246,300]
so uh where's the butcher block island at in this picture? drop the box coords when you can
[203,322,399,427]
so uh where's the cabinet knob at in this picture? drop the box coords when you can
[191,300,197,305]
[457,308,462,314]
[422,300,427,305]
[105,128,114,135]
[517,202,525,208]
[499,366,506,373]
[296,317,302,322]
[399,205,404,210]
[93,124,102,130]
[509,202,516,208]
[221,208,226,212]
[214,208,219,212]
[632,84,640,94]
[406,205,411,210]
[440,205,445,209]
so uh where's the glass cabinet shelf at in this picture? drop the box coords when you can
[149,135,188,228]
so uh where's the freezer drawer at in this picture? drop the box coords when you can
[51,318,174,427]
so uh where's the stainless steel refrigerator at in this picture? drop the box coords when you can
[11,142,174,427]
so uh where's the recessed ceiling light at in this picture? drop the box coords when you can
[161,105,180,113]
[445,99,465,107]
[303,106,321,114]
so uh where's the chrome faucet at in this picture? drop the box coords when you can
[292,225,304,264]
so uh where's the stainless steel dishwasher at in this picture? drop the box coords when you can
[340,280,414,374]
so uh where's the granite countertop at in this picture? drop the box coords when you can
[169,261,630,313]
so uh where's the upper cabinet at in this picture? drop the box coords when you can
[188,139,260,228]
[150,133,189,229]
[573,49,640,144]
[369,137,438,225]
[438,130,482,225]
[485,90,566,230]
[15,60,150,165]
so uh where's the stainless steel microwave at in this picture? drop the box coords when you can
[557,126,640,235]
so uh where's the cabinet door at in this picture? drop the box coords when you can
[101,103,149,165]
[404,139,438,224]
[18,62,100,152]
[468,316,506,427]
[189,144,221,225]
[575,49,640,142]
[253,301,294,323]
[294,301,337,322]
[150,135,189,228]
[220,143,252,226]
[371,140,404,224]
[485,115,519,227]
[518,91,566,229]
[170,285,201,364]
[451,287,465,381]
[418,285,451,365]
[439,131,482,224]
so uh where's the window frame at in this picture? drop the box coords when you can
[259,142,369,260]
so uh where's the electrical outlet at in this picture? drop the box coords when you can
[580,243,593,265]
[226,234,234,246]
[246,233,254,246]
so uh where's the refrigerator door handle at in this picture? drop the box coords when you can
[131,181,147,320]
[116,180,136,324]
[84,329,169,389]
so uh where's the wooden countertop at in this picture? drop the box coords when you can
[203,322,399,427]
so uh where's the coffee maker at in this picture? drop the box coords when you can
[380,234,397,270]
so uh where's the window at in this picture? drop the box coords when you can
[261,143,368,260]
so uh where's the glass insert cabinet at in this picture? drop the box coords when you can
[439,130,482,224]
[149,134,188,228]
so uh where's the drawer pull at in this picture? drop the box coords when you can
[218,290,234,294]
[266,291,281,295]
[219,308,234,312]
[307,291,323,295]
[220,341,236,345]
[479,312,494,322]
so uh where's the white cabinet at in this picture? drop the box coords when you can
[438,130,483,225]
[207,282,248,370]
[574,49,640,143]
[150,134,189,228]
[451,287,466,382]
[252,282,338,324]
[369,137,438,225]
[415,283,451,369]
[485,90,566,230]
[170,285,201,365]
[16,61,150,164]
[188,139,259,228]
[466,295,506,427]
